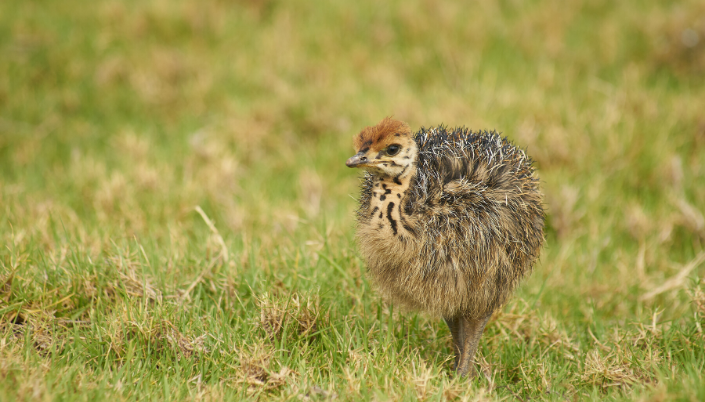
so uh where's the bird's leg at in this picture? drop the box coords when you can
[444,316,463,370]
[455,314,492,378]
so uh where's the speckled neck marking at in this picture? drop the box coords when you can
[368,164,416,239]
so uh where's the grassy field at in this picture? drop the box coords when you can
[2,0,705,400]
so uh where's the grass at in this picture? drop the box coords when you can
[1,0,705,400]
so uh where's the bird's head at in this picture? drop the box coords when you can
[346,117,417,179]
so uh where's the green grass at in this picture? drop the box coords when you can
[2,0,705,400]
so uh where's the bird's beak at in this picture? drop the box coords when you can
[346,151,370,168]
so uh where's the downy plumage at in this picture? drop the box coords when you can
[347,117,544,377]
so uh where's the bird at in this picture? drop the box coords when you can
[346,117,544,377]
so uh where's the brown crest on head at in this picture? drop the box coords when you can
[353,117,412,153]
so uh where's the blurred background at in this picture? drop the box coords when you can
[1,0,705,399]
[3,0,704,302]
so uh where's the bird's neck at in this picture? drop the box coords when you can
[367,162,417,239]
[370,161,415,199]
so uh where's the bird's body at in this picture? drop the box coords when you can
[347,118,544,377]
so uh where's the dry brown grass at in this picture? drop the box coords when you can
[256,292,323,341]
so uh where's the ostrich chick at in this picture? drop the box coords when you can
[346,117,544,377]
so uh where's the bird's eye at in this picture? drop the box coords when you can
[386,144,401,156]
